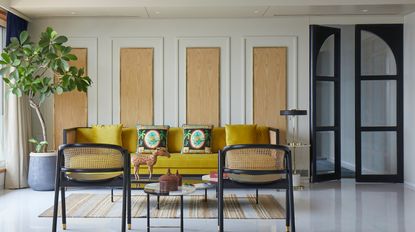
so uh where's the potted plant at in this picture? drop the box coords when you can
[0,27,92,190]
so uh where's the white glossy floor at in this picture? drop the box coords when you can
[0,179,414,232]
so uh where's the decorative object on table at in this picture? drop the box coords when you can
[159,168,179,193]
[181,125,213,153]
[280,109,308,188]
[208,171,229,182]
[137,125,169,153]
[0,27,92,191]
[131,147,171,180]
[175,170,182,186]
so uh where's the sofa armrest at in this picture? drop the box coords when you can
[63,127,82,144]
[269,128,280,145]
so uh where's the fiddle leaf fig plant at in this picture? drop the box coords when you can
[0,27,92,152]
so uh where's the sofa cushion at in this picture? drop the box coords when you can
[256,126,270,144]
[225,124,257,145]
[76,128,95,143]
[137,125,169,153]
[182,125,213,154]
[168,127,183,153]
[211,127,226,153]
[134,153,218,169]
[91,124,123,146]
[122,128,137,153]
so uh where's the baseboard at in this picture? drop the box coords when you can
[404,181,415,191]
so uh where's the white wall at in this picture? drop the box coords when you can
[28,15,403,172]
[404,12,415,187]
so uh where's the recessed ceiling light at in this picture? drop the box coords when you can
[71,12,76,15]
[155,11,161,15]
[361,9,369,13]
[253,10,260,14]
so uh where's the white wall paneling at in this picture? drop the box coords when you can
[66,37,98,126]
[112,37,164,125]
[244,36,298,124]
[178,37,230,126]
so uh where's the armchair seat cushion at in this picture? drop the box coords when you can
[66,172,122,181]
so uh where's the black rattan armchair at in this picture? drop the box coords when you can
[52,143,131,232]
[217,144,295,232]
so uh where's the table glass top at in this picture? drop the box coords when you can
[144,183,196,196]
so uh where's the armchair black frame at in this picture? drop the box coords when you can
[217,144,295,232]
[52,143,131,232]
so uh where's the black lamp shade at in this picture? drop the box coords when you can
[280,109,307,116]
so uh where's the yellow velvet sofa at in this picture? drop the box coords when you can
[63,126,279,176]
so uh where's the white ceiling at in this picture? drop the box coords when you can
[5,0,415,18]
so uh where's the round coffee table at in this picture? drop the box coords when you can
[144,183,196,232]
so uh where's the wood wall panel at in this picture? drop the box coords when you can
[253,47,287,143]
[186,48,220,126]
[120,48,154,127]
[54,48,88,149]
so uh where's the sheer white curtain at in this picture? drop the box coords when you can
[4,95,31,189]
[3,12,31,189]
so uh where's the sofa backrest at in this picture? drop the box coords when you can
[73,126,273,153]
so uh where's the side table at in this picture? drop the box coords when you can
[144,183,196,232]
[286,143,310,189]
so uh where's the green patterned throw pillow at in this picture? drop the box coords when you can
[182,125,213,154]
[137,125,169,153]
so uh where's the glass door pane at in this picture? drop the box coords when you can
[361,132,397,175]
[361,80,397,127]
[316,131,335,175]
[316,81,334,127]
[361,31,397,76]
[316,35,335,77]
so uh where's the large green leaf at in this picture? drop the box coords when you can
[19,31,29,44]
[1,53,10,63]
[54,36,68,44]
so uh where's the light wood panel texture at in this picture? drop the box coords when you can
[253,47,287,143]
[120,48,154,127]
[54,48,88,149]
[186,48,220,126]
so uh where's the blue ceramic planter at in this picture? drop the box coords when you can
[28,152,57,191]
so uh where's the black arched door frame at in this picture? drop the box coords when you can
[355,24,404,183]
[310,25,341,182]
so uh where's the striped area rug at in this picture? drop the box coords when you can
[39,193,285,219]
